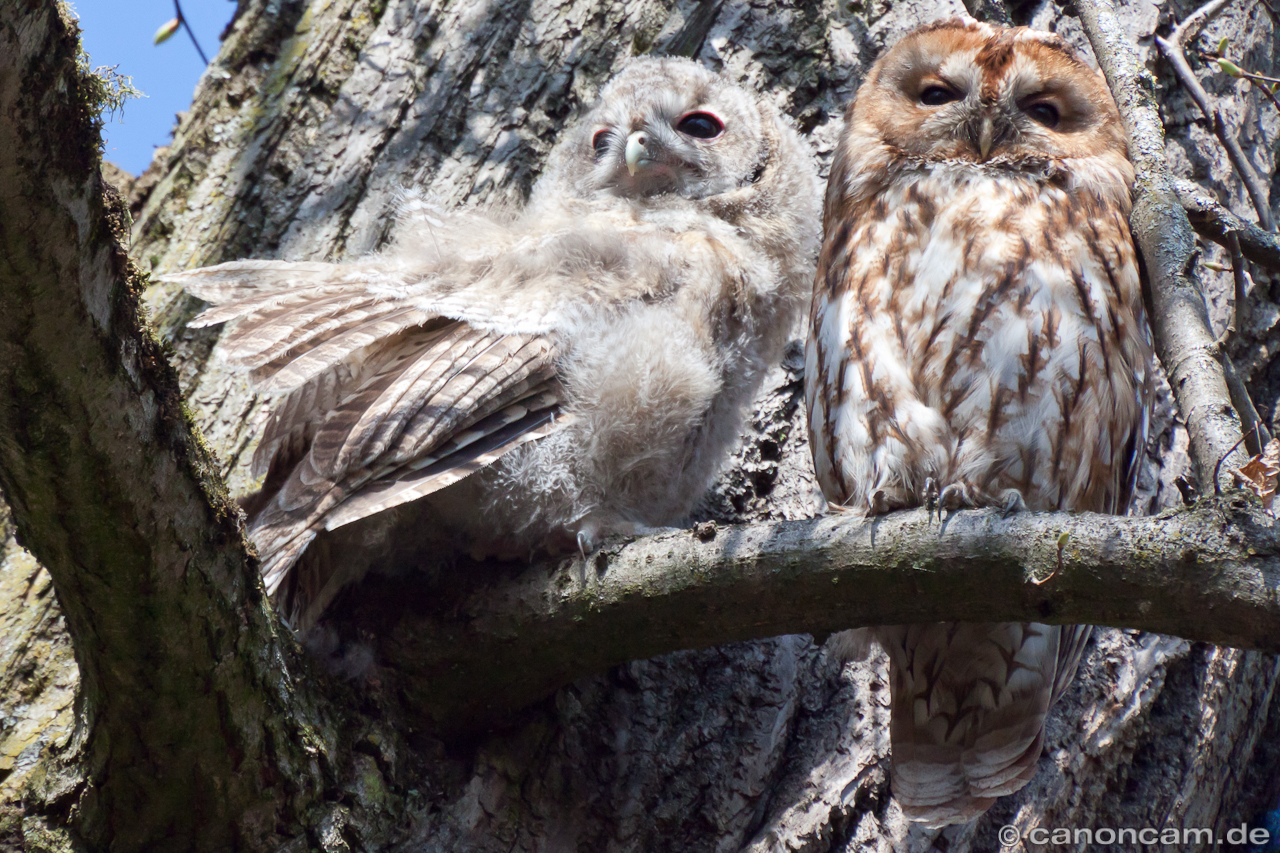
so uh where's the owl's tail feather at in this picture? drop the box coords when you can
[880,621,1082,827]
[889,716,1047,827]
[1052,623,1094,704]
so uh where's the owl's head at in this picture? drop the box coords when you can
[573,57,766,200]
[848,19,1127,170]
[536,56,814,214]
[529,57,819,287]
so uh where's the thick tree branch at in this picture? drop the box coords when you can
[0,4,335,849]
[339,496,1280,733]
[1078,0,1249,492]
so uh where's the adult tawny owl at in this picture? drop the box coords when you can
[806,20,1153,825]
[164,57,820,630]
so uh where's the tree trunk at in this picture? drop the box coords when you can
[3,0,1280,850]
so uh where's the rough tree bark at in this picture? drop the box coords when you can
[2,0,1280,851]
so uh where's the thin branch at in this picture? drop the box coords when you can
[174,0,209,65]
[1155,0,1274,230]
[1226,231,1254,334]
[1178,178,1280,271]
[1171,0,1234,45]
[351,499,1280,733]
[1223,352,1270,454]
[1221,231,1269,456]
[1077,1,1249,492]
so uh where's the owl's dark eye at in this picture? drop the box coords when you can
[675,111,724,139]
[592,129,612,159]
[919,86,960,106]
[1024,102,1060,128]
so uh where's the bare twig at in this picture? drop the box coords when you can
[1155,0,1274,230]
[1178,178,1280,271]
[1219,228,1270,458]
[1226,231,1254,334]
[1222,352,1270,455]
[1170,0,1234,45]
[1077,1,1249,492]
[1218,230,1269,454]
[1214,428,1255,488]
[173,0,209,65]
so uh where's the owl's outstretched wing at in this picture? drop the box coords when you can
[164,257,566,627]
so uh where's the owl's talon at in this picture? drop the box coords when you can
[576,530,595,561]
[938,483,971,513]
[868,489,890,515]
[924,477,940,522]
[1000,489,1027,517]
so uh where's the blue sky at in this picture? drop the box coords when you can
[70,0,238,176]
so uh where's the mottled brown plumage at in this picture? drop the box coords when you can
[806,19,1153,825]
[165,57,820,630]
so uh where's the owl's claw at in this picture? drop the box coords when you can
[868,489,890,515]
[1000,489,1027,518]
[938,482,974,513]
[924,477,940,522]
[577,530,595,561]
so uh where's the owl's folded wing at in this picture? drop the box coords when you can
[252,323,562,628]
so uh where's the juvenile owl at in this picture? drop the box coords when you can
[165,57,820,630]
[806,20,1153,825]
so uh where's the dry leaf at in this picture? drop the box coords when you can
[1233,438,1280,512]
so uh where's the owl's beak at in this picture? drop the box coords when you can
[970,111,1015,161]
[625,130,652,176]
[977,116,995,160]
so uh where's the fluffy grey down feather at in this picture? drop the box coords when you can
[163,56,820,629]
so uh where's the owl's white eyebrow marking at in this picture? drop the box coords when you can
[937,53,981,93]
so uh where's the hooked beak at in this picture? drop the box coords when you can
[977,116,995,160]
[625,130,651,176]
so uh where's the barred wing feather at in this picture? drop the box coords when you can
[163,260,567,628]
